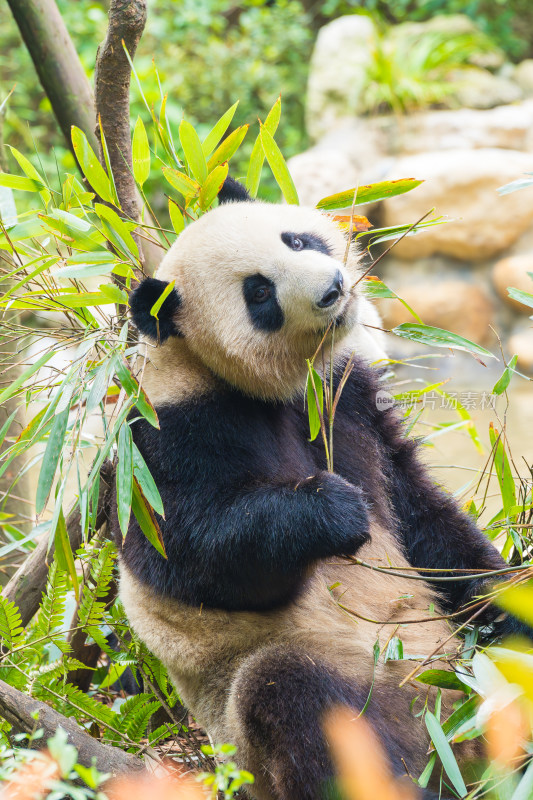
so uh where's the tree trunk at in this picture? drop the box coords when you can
[6,0,98,154]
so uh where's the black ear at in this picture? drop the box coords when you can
[129,277,182,342]
[218,175,253,204]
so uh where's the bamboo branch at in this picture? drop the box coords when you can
[0,678,144,775]
[2,461,113,627]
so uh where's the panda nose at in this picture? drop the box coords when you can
[317,270,344,308]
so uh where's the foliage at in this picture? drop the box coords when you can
[360,21,498,114]
[198,743,255,798]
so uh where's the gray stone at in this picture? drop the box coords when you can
[451,68,523,110]
[514,60,533,97]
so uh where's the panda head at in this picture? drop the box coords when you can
[130,178,375,401]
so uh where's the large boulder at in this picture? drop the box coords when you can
[451,68,522,110]
[492,254,533,312]
[380,149,533,260]
[306,15,375,142]
[514,60,533,97]
[508,323,533,372]
[377,280,494,345]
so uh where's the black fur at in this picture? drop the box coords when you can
[281,231,332,256]
[116,355,522,632]
[117,390,370,611]
[218,175,253,204]
[129,277,182,341]
[243,274,285,332]
[234,646,440,800]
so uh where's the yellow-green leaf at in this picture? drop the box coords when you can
[207,125,249,171]
[202,101,239,158]
[168,199,185,234]
[492,354,518,395]
[6,146,51,204]
[199,164,229,210]
[71,126,115,204]
[117,422,133,536]
[132,476,166,558]
[0,173,42,192]
[150,280,176,318]
[246,96,281,198]
[259,124,299,205]
[179,120,208,183]
[36,406,69,515]
[162,167,200,198]
[114,356,159,429]
[94,203,139,262]
[316,179,423,211]
[306,362,324,441]
[132,116,151,187]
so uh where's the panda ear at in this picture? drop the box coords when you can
[129,278,183,341]
[218,175,253,204]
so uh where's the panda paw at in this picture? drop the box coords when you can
[308,471,371,558]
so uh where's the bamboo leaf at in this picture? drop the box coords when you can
[392,323,497,361]
[259,124,299,205]
[489,424,517,516]
[508,287,533,310]
[114,356,159,429]
[0,350,54,406]
[306,363,324,442]
[495,583,533,627]
[71,126,115,204]
[207,125,249,171]
[417,670,469,692]
[168,199,185,234]
[117,423,133,536]
[6,146,51,204]
[94,203,139,262]
[132,116,151,187]
[132,476,166,558]
[202,101,239,157]
[132,443,164,517]
[0,173,43,192]
[179,120,208,183]
[150,280,176,318]
[316,179,423,211]
[199,163,229,210]
[54,507,79,601]
[493,354,518,395]
[162,167,200,198]
[424,710,467,797]
[246,96,281,197]
[36,406,69,515]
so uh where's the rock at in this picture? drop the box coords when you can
[492,255,533,312]
[377,102,533,154]
[514,60,533,97]
[380,149,533,260]
[306,15,375,142]
[508,324,533,372]
[451,68,523,110]
[377,280,494,345]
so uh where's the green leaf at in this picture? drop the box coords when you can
[97,116,119,206]
[424,710,467,797]
[168,199,185,234]
[0,350,54,406]
[132,443,164,517]
[117,423,133,537]
[6,146,51,204]
[36,406,70,515]
[246,96,281,198]
[132,476,166,558]
[416,670,469,692]
[489,423,516,515]
[511,754,533,800]
[259,125,299,205]
[0,595,24,647]
[162,167,200,198]
[132,116,151,187]
[392,323,497,361]
[497,173,533,195]
[0,173,42,192]
[493,354,518,395]
[71,126,115,204]
[199,164,229,211]
[150,280,176,318]
[202,101,239,157]
[363,278,422,323]
[55,252,116,281]
[54,506,79,601]
[179,120,208,183]
[306,363,323,442]
[207,125,249,171]
[383,636,404,662]
[95,203,139,262]
[418,753,436,788]
[508,287,533,309]
[114,356,159,429]
[316,179,423,211]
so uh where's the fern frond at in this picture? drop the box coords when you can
[34,561,68,640]
[115,693,160,742]
[78,542,116,629]
[0,595,25,648]
[36,678,117,729]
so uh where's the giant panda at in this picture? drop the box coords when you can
[114,177,525,800]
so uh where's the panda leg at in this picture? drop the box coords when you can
[227,645,437,800]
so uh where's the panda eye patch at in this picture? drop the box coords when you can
[281,232,331,255]
[243,274,284,332]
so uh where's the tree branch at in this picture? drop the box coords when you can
[94,0,147,232]
[6,0,98,154]
[0,679,144,775]
[2,461,113,627]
